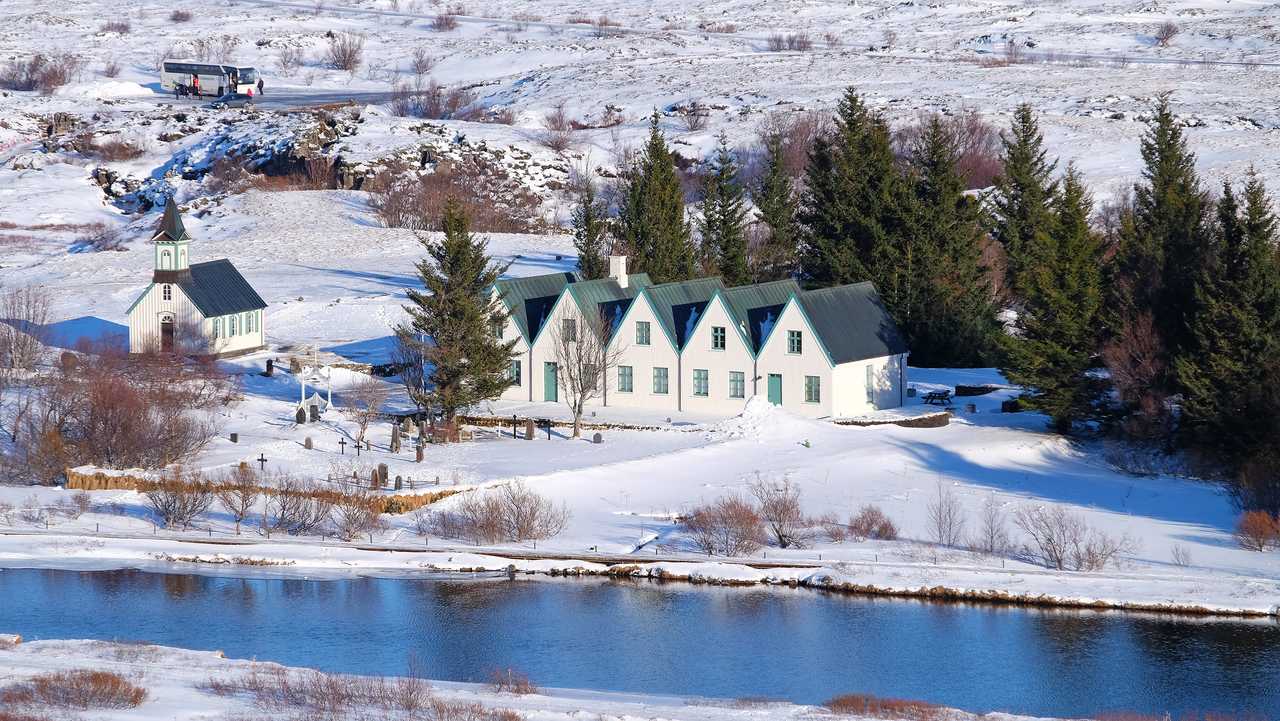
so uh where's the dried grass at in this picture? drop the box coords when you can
[1,670,146,710]
[826,693,942,721]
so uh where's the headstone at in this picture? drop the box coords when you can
[304,436,313,450]
[401,417,411,433]
[390,425,401,453]
[229,433,238,443]
[378,463,389,484]
[370,469,380,489]
[289,358,302,374]
[308,405,320,423]
[295,407,307,425]
[265,359,274,377]
[418,420,427,439]
[592,432,602,444]
[394,476,403,490]
[415,446,424,463]
[524,419,535,440]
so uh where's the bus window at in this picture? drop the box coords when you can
[238,67,258,84]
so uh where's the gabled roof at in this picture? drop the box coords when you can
[153,197,189,243]
[643,277,726,350]
[566,274,652,336]
[796,282,908,364]
[494,272,578,341]
[179,260,267,316]
[722,279,800,353]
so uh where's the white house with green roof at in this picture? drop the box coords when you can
[126,198,267,357]
[491,255,908,419]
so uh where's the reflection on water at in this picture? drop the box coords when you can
[0,569,1276,716]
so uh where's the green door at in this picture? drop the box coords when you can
[767,373,782,405]
[544,362,558,402]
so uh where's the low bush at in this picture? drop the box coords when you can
[432,12,460,31]
[1235,511,1279,552]
[1,670,146,710]
[848,505,898,541]
[488,668,537,695]
[0,53,83,94]
[1013,505,1138,570]
[826,693,941,720]
[88,138,145,162]
[326,31,364,71]
[367,156,543,234]
[169,9,193,22]
[75,222,126,252]
[683,492,765,556]
[100,20,130,34]
[422,481,568,544]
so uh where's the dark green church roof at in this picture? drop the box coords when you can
[153,197,190,243]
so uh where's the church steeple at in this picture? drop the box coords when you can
[152,197,192,282]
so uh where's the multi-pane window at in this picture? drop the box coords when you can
[618,365,633,392]
[712,326,726,350]
[636,320,651,346]
[492,320,504,340]
[787,330,802,354]
[246,312,254,333]
[653,366,669,394]
[508,359,521,385]
[162,284,172,301]
[562,318,577,342]
[228,315,238,336]
[729,371,745,399]
[805,375,821,403]
[212,318,222,338]
[693,369,709,397]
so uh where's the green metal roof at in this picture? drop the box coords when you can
[153,197,189,243]
[642,277,725,349]
[796,282,908,363]
[566,274,652,336]
[494,272,578,341]
[181,259,267,316]
[721,279,801,352]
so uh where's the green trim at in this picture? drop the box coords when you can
[126,282,156,315]
[606,289,678,352]
[681,290,753,357]
[528,289,571,348]
[755,294,836,368]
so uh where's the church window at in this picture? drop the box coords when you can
[160,249,172,270]
[162,284,172,301]
[213,318,222,338]
[229,315,237,336]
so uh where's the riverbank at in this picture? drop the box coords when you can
[1,530,1276,618]
[0,636,1059,721]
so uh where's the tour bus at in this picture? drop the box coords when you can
[160,61,259,97]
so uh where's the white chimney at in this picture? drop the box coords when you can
[608,255,628,288]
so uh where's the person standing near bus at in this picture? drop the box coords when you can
[257,78,264,96]
[192,75,199,96]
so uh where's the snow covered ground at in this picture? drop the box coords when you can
[0,636,1050,721]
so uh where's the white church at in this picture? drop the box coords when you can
[126,198,267,357]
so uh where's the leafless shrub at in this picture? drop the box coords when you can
[1154,20,1180,47]
[756,109,829,178]
[972,495,1011,555]
[71,490,91,517]
[893,109,1002,189]
[266,478,333,535]
[191,37,214,62]
[593,16,621,38]
[102,58,121,78]
[214,36,240,63]
[926,482,966,547]
[1235,511,1279,552]
[539,102,573,153]
[100,20,131,34]
[426,481,568,544]
[332,490,386,541]
[1,670,146,710]
[699,21,737,33]
[509,12,541,31]
[342,375,389,446]
[817,511,847,542]
[681,100,708,132]
[215,466,260,534]
[169,9,193,22]
[367,156,543,233]
[848,505,898,541]
[1013,505,1138,570]
[1102,310,1172,442]
[683,492,765,556]
[766,34,787,52]
[786,32,813,51]
[278,46,305,73]
[489,668,537,695]
[749,475,810,548]
[823,32,842,49]
[18,496,44,524]
[1170,544,1192,567]
[86,137,144,162]
[881,29,898,49]
[326,31,365,71]
[409,47,436,77]
[432,12,460,31]
[0,53,83,94]
[144,469,214,530]
[826,693,942,721]
[388,79,476,119]
[0,285,51,371]
[0,501,13,525]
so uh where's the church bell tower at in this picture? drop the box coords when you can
[152,197,192,283]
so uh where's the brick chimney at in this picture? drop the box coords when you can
[608,255,628,288]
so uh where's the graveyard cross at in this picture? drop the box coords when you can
[256,453,268,471]
[338,438,347,455]
[355,441,361,457]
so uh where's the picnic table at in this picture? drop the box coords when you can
[922,389,953,406]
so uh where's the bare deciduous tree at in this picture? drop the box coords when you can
[1013,504,1138,570]
[266,477,333,535]
[551,310,626,438]
[409,46,436,77]
[423,481,568,544]
[972,494,1011,555]
[342,375,390,446]
[683,492,765,556]
[847,505,898,541]
[926,481,966,547]
[749,474,810,548]
[215,466,261,535]
[539,102,573,153]
[144,468,214,530]
[1154,20,1180,47]
[326,31,365,71]
[0,285,51,372]
[332,490,386,541]
[681,100,708,132]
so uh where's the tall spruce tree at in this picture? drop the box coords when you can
[698,133,750,286]
[1111,94,1212,387]
[752,133,799,281]
[904,115,1001,367]
[1001,167,1104,433]
[992,104,1057,300]
[571,179,609,280]
[615,114,696,284]
[396,199,518,426]
[798,88,907,294]
[1175,174,1280,463]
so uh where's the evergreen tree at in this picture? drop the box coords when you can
[1001,167,1105,433]
[698,133,750,286]
[1111,94,1212,384]
[571,179,609,280]
[396,199,518,426]
[752,133,799,281]
[904,115,1001,367]
[1175,174,1280,462]
[798,88,907,294]
[992,104,1057,300]
[615,114,696,284]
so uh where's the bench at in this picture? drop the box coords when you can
[922,390,953,406]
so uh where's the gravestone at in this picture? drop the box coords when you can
[418,420,428,438]
[390,425,401,453]
[308,405,320,423]
[295,407,307,425]
[378,463,389,484]
[401,417,411,433]
[370,469,380,489]
[229,433,238,443]
[304,436,313,450]
[524,419,535,440]
[265,359,274,377]
[592,432,602,444]
[394,476,402,490]
[415,446,424,463]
